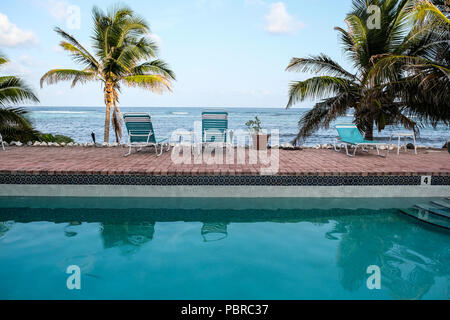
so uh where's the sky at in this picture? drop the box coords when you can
[0,0,355,108]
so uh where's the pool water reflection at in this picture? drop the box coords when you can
[0,200,449,299]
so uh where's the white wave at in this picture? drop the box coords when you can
[171,112,189,115]
[34,111,87,114]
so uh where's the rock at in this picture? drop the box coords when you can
[417,145,426,149]
[443,141,448,149]
[60,142,66,147]
[110,142,118,147]
[406,143,415,150]
[15,141,23,147]
[27,141,33,146]
[379,145,386,150]
[314,144,321,149]
[33,141,41,146]
[3,142,9,147]
[40,142,48,146]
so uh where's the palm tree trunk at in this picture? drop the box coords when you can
[104,82,114,143]
[364,120,374,141]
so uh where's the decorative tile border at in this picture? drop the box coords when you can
[0,173,448,186]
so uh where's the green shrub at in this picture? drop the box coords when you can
[36,132,74,143]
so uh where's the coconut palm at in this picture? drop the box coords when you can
[41,5,176,143]
[368,0,450,127]
[0,52,40,142]
[285,0,433,145]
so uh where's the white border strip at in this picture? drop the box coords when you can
[1,184,449,198]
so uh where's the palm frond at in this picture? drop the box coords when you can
[122,74,172,93]
[40,69,97,88]
[286,76,355,108]
[0,76,39,106]
[128,60,176,80]
[54,27,99,68]
[286,54,356,79]
[292,95,352,145]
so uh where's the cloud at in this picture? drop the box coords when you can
[265,2,304,35]
[35,0,81,29]
[0,13,39,47]
[148,34,163,48]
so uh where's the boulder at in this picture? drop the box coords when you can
[33,141,41,146]
[27,141,33,146]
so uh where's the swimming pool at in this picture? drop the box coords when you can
[0,197,448,300]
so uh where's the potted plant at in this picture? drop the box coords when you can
[245,116,270,150]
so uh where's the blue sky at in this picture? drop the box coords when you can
[0,0,354,108]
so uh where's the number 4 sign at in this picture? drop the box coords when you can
[421,176,432,186]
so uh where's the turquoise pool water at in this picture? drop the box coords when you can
[0,197,448,300]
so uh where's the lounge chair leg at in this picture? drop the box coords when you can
[344,144,354,157]
[353,145,358,157]
[124,145,132,157]
[333,140,341,152]
[156,144,163,156]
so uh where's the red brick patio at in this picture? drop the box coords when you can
[0,146,449,176]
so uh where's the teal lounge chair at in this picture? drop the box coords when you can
[334,124,388,157]
[201,109,233,145]
[123,113,170,157]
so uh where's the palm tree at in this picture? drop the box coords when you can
[369,0,450,127]
[285,0,432,145]
[41,5,176,143]
[0,52,40,142]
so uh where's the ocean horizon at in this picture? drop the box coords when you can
[24,106,450,147]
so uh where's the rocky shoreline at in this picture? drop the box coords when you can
[2,140,444,151]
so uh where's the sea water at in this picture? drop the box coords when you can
[26,106,450,147]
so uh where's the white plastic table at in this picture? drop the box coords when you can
[390,133,417,155]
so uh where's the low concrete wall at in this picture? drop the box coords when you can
[1,184,449,199]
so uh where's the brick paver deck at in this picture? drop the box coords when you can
[0,146,448,176]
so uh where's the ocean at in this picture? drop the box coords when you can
[26,106,449,147]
